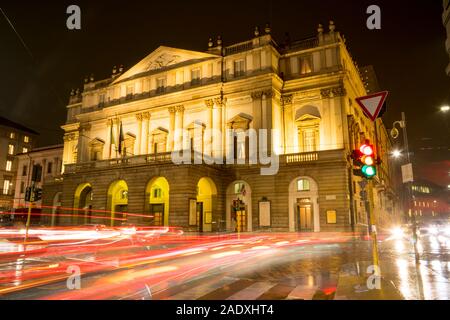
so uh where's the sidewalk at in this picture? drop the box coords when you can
[334,261,404,300]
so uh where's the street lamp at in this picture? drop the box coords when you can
[440,105,450,113]
[392,150,402,159]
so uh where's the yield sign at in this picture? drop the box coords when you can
[355,91,389,121]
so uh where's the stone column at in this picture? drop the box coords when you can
[205,99,214,157]
[213,98,224,159]
[262,90,273,154]
[142,112,150,155]
[104,119,112,159]
[168,107,176,151]
[135,113,143,155]
[174,105,185,151]
[280,95,292,155]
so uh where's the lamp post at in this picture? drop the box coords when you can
[391,112,424,300]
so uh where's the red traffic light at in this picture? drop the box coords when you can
[360,144,374,156]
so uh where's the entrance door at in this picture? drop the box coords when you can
[150,204,164,226]
[297,199,313,232]
[236,209,247,232]
[115,205,128,226]
[196,202,203,232]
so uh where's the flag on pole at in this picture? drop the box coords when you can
[118,121,124,156]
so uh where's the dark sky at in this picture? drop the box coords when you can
[0,0,449,162]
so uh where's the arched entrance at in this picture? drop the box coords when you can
[145,177,169,226]
[226,180,252,232]
[107,180,128,226]
[73,183,93,225]
[288,177,320,232]
[51,192,62,226]
[196,177,217,232]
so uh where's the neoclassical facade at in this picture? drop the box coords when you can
[42,22,399,232]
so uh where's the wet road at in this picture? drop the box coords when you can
[0,227,449,300]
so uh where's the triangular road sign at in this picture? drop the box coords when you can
[355,91,389,121]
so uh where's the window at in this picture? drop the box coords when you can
[47,162,53,174]
[234,182,245,195]
[99,93,106,106]
[299,55,313,74]
[121,190,128,200]
[297,179,310,191]
[156,78,166,94]
[6,160,12,171]
[234,59,245,77]
[191,68,201,85]
[3,180,11,195]
[303,129,316,152]
[9,132,15,139]
[24,136,30,143]
[126,85,134,99]
[22,147,28,153]
[8,144,14,155]
[22,165,28,176]
[153,188,162,199]
[297,117,320,153]
[20,181,25,194]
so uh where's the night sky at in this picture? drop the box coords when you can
[0,0,449,162]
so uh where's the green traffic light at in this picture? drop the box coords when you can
[362,165,376,178]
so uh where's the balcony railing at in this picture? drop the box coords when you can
[225,40,254,55]
[64,149,346,174]
[64,152,174,174]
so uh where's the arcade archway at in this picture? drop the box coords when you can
[195,177,217,232]
[107,180,129,226]
[73,183,93,225]
[226,180,252,232]
[145,177,170,226]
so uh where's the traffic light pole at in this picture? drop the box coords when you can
[367,179,380,270]
[24,182,35,243]
[360,179,380,272]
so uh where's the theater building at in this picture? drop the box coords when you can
[43,22,399,232]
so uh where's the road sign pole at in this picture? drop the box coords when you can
[367,179,380,271]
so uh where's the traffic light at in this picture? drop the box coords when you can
[34,188,43,201]
[351,141,377,179]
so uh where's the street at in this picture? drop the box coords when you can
[0,227,449,300]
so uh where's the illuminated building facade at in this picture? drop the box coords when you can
[0,116,38,213]
[13,145,63,225]
[43,22,399,232]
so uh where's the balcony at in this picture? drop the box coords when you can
[64,152,174,174]
[64,149,347,174]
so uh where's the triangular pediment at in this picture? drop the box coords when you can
[113,46,219,84]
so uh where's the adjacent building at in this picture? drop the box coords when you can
[0,116,38,213]
[410,160,450,220]
[13,145,63,225]
[43,22,400,232]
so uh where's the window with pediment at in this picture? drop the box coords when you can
[89,138,105,161]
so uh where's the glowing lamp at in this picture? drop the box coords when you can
[362,165,376,178]
[362,156,375,166]
[360,144,374,156]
